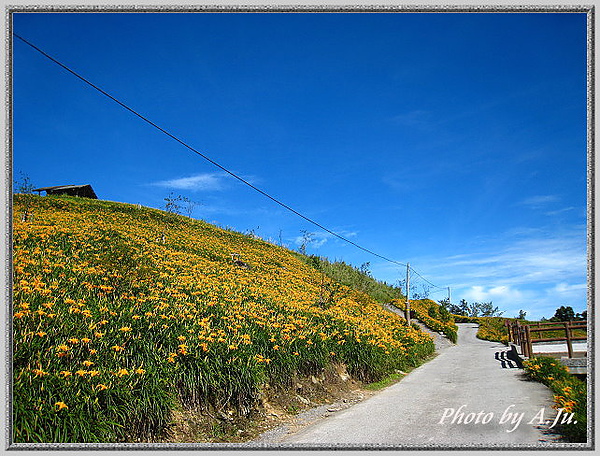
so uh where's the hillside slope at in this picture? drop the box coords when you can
[12,195,434,443]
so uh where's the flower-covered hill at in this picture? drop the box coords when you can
[13,194,434,443]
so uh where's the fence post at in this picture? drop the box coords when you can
[518,322,523,351]
[525,325,533,358]
[564,321,573,358]
[506,320,512,343]
[519,326,525,356]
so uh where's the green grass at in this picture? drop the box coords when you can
[363,353,437,391]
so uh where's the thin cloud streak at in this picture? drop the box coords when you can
[151,173,227,191]
[517,194,560,208]
[151,172,260,192]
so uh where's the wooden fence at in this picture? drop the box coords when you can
[505,319,587,358]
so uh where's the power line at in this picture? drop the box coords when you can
[409,266,446,290]
[14,32,408,267]
[14,33,451,287]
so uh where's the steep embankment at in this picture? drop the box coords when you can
[12,195,434,443]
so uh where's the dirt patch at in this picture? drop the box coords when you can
[155,363,375,444]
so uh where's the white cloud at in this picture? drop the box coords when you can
[152,173,227,191]
[401,225,587,319]
[518,194,560,208]
[545,207,575,216]
[549,282,587,295]
[439,233,586,287]
[462,285,524,303]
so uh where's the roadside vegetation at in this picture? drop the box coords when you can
[391,299,458,343]
[472,317,509,344]
[12,194,435,443]
[522,357,587,442]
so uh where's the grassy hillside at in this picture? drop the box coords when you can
[301,255,404,304]
[12,195,434,443]
[390,299,458,343]
[452,315,511,344]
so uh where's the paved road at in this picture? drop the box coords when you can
[270,323,563,448]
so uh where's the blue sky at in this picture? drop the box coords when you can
[12,12,588,319]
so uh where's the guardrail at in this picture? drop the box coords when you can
[504,319,587,358]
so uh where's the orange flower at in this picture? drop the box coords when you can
[116,368,129,377]
[55,401,68,410]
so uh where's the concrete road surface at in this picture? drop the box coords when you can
[266,323,566,448]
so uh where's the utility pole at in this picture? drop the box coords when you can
[405,263,410,324]
[448,287,451,304]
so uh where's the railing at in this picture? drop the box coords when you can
[504,319,587,358]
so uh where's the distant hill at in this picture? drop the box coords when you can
[12,194,435,443]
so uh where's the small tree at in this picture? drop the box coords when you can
[14,172,35,194]
[515,309,527,320]
[14,172,35,222]
[181,196,199,218]
[439,297,463,315]
[298,230,314,255]
[163,192,183,214]
[477,302,504,317]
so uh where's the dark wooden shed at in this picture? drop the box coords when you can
[32,184,98,199]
